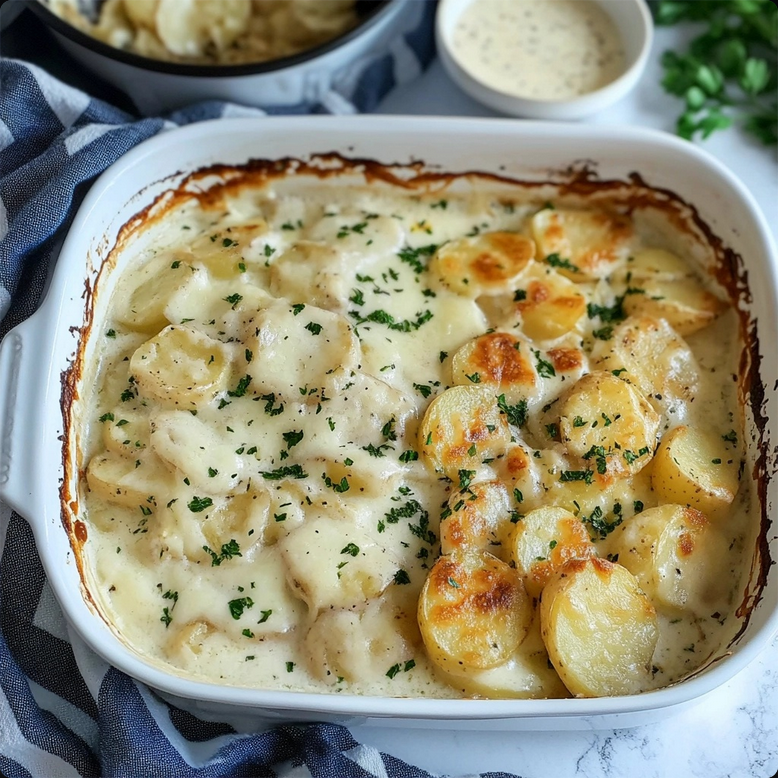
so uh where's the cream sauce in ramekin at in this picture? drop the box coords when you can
[451,0,626,100]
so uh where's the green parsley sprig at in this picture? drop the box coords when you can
[653,0,777,145]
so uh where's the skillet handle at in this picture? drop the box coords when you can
[0,318,44,519]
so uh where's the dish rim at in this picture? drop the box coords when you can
[3,115,777,721]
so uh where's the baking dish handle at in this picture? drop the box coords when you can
[0,318,45,519]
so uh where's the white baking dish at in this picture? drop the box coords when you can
[0,117,776,730]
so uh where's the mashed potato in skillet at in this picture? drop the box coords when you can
[78,169,752,699]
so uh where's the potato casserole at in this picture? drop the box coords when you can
[73,157,754,700]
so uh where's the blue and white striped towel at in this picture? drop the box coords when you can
[0,14,520,777]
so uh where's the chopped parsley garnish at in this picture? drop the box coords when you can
[105,329,116,338]
[497,393,528,427]
[245,349,253,363]
[305,322,323,335]
[545,423,559,439]
[399,450,419,463]
[514,488,524,504]
[228,597,254,620]
[397,244,438,274]
[633,500,645,514]
[382,417,397,441]
[534,350,556,378]
[587,297,626,323]
[560,470,594,484]
[291,303,305,316]
[722,430,738,444]
[583,506,623,539]
[592,326,614,341]
[99,412,114,423]
[341,542,360,557]
[349,289,365,306]
[350,308,433,332]
[458,469,475,490]
[228,375,252,397]
[545,253,579,272]
[282,430,304,449]
[439,351,448,363]
[513,289,527,302]
[188,496,213,513]
[386,663,402,679]
[258,610,272,624]
[260,465,308,480]
[465,372,481,384]
[259,393,284,416]
[448,577,460,589]
[394,569,411,585]
[223,293,243,309]
[202,539,242,566]
[413,383,432,398]
[323,474,350,493]
[222,237,236,248]
[573,416,587,427]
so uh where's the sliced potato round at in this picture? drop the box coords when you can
[531,208,633,280]
[188,222,268,279]
[558,371,660,479]
[200,490,270,553]
[86,451,173,509]
[594,316,699,404]
[269,241,347,312]
[130,325,229,407]
[418,386,511,478]
[611,504,729,613]
[622,279,724,336]
[113,254,192,334]
[440,480,513,557]
[540,558,659,697]
[451,333,538,404]
[418,549,531,674]
[618,248,694,282]
[493,443,543,509]
[510,506,596,598]
[101,409,149,458]
[514,267,587,340]
[651,426,739,516]
[429,231,535,297]
[438,617,570,699]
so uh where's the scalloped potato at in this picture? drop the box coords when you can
[78,170,749,702]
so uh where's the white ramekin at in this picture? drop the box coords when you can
[0,116,775,730]
[436,0,654,120]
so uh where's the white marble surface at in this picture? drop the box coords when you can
[359,19,778,778]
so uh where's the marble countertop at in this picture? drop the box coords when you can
[358,22,778,778]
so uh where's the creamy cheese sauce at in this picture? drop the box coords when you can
[77,177,751,699]
[451,0,626,100]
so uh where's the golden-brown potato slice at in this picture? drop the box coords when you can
[510,506,596,598]
[540,558,659,697]
[531,208,633,280]
[514,267,587,340]
[557,372,660,479]
[418,386,511,478]
[429,231,535,297]
[595,316,699,404]
[438,616,570,699]
[86,451,173,509]
[440,480,513,558]
[129,325,229,407]
[451,333,538,404]
[418,549,531,674]
[622,279,725,336]
[101,409,149,458]
[611,504,729,613]
[651,426,740,516]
